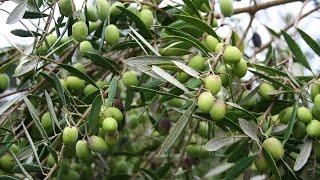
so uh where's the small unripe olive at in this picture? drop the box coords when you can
[0,73,10,91]
[185,144,210,158]
[280,106,293,124]
[62,126,78,145]
[197,121,209,138]
[79,41,94,54]
[311,82,320,102]
[105,24,120,45]
[47,154,55,168]
[292,121,306,139]
[204,74,222,95]
[224,46,242,64]
[114,159,128,174]
[215,42,224,54]
[262,137,284,161]
[110,2,124,16]
[210,99,227,121]
[177,72,190,83]
[10,144,19,154]
[220,0,233,17]
[254,154,269,173]
[46,34,57,47]
[62,170,80,180]
[41,112,52,129]
[188,56,205,71]
[259,82,275,101]
[198,91,214,113]
[312,105,320,120]
[72,63,85,73]
[75,140,91,160]
[232,58,247,78]
[314,94,320,111]
[60,79,68,89]
[88,135,108,152]
[297,107,312,124]
[104,107,123,123]
[87,6,98,22]
[58,0,73,17]
[205,35,219,52]
[168,98,185,108]
[240,91,257,108]
[217,64,232,87]
[96,0,110,21]
[102,117,118,133]
[0,153,15,172]
[83,84,99,96]
[105,131,120,146]
[306,120,320,138]
[122,71,139,87]
[212,18,218,27]
[72,21,88,42]
[140,9,154,27]
[66,76,85,91]
[78,13,86,22]
[157,117,171,135]
[127,5,139,15]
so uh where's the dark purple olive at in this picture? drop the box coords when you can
[252,32,262,48]
[113,97,124,113]
[157,117,171,135]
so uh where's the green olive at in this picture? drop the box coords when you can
[204,74,222,95]
[297,107,312,124]
[88,135,108,152]
[223,46,242,64]
[0,73,10,91]
[258,82,275,101]
[105,24,120,45]
[72,63,86,73]
[58,0,73,17]
[139,9,153,27]
[306,120,320,138]
[41,112,52,129]
[79,41,94,54]
[110,2,124,16]
[66,76,85,91]
[188,55,205,71]
[102,117,118,133]
[205,35,219,52]
[62,126,78,145]
[220,0,233,17]
[72,21,88,42]
[122,71,139,87]
[232,58,247,78]
[210,99,227,121]
[262,137,284,161]
[198,91,215,113]
[96,0,110,21]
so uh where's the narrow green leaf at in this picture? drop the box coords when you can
[171,60,200,79]
[141,168,161,180]
[129,26,160,56]
[263,148,282,180]
[0,176,19,180]
[23,11,48,19]
[51,73,67,105]
[13,163,50,173]
[225,155,256,180]
[135,86,184,100]
[59,64,98,88]
[125,88,135,111]
[151,66,190,93]
[23,97,49,143]
[226,102,256,120]
[11,29,41,37]
[174,14,220,40]
[227,140,249,163]
[293,138,312,171]
[0,142,14,157]
[118,6,152,39]
[181,0,201,19]
[111,41,140,50]
[0,94,23,115]
[297,28,320,58]
[154,163,172,178]
[238,119,260,143]
[17,140,45,161]
[6,0,28,24]
[85,52,119,74]
[281,30,311,71]
[44,91,61,131]
[125,56,182,67]
[87,95,102,133]
[106,77,118,107]
[158,102,196,155]
[282,100,298,145]
[204,137,232,151]
[11,153,34,180]
[46,145,58,164]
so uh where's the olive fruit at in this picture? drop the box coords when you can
[197,121,209,138]
[157,117,171,135]
[280,106,293,124]
[262,137,284,161]
[72,63,85,73]
[205,35,219,52]
[185,144,210,158]
[87,6,98,22]
[223,46,242,64]
[122,71,139,87]
[215,42,224,54]
[177,72,190,83]
[297,107,312,124]
[66,76,85,91]
[105,24,120,45]
[88,135,108,152]
[140,9,154,27]
[254,154,269,173]
[312,106,320,120]
[104,107,123,123]
[306,120,320,138]
[105,131,120,146]
[232,58,247,78]
[10,144,19,154]
[252,33,262,48]
[220,0,233,17]
[198,91,214,113]
[293,121,306,139]
[311,82,320,101]
[0,73,10,91]
[210,99,227,121]
[240,91,257,108]
[204,74,222,95]
[47,154,55,168]
[58,0,73,17]
[110,2,124,16]
[83,84,99,96]
[314,94,320,111]
[168,98,185,108]
[62,170,80,180]
[76,140,91,160]
[102,117,118,133]
[72,21,88,42]
[188,55,205,71]
[0,153,15,172]
[96,0,110,21]
[79,41,94,53]
[62,126,78,145]
[217,64,232,87]
[41,112,52,129]
[258,82,275,101]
